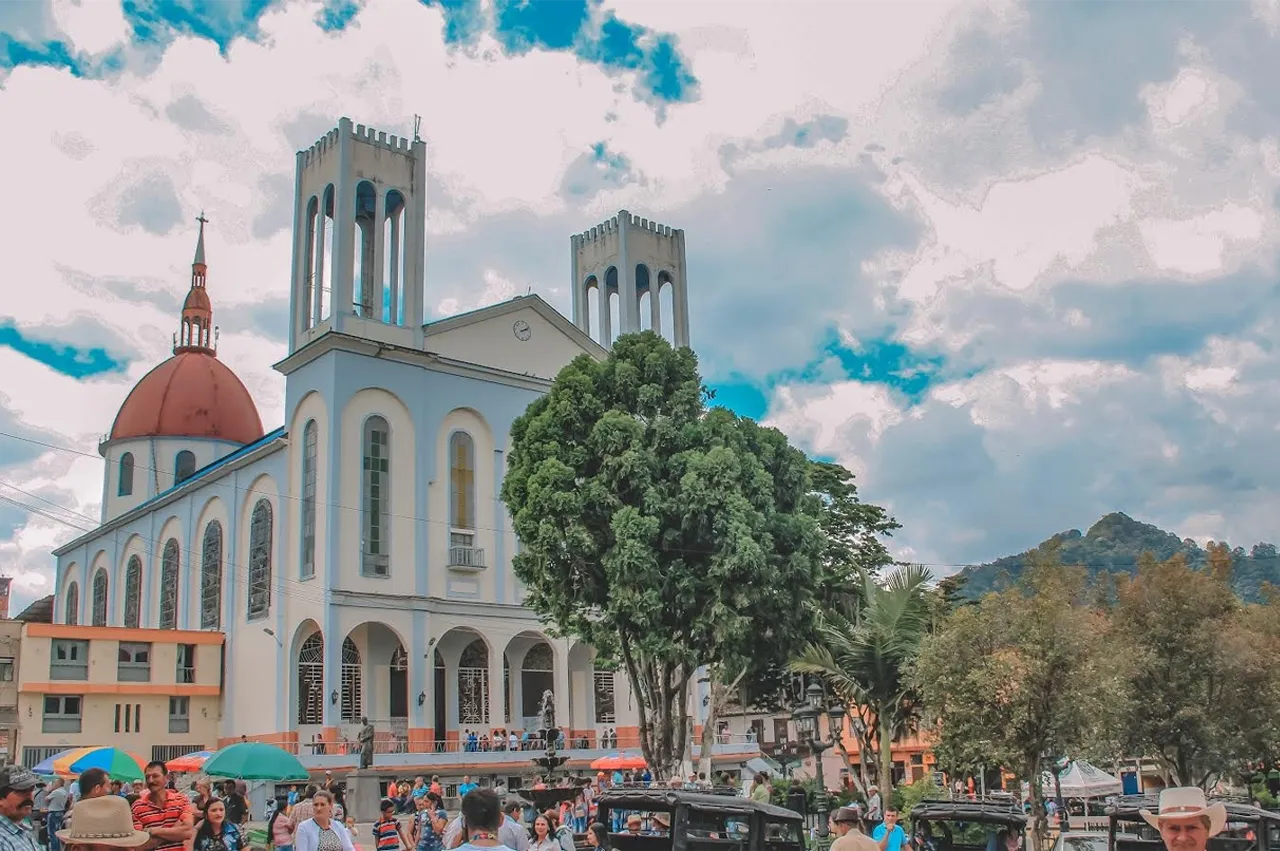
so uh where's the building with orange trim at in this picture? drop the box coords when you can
[15,623,224,768]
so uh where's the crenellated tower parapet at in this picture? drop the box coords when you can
[570,209,690,349]
[288,116,428,356]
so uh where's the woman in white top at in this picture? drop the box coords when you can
[530,814,560,851]
[294,791,357,851]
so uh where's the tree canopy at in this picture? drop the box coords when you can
[913,554,1117,839]
[501,331,823,777]
[1102,546,1280,786]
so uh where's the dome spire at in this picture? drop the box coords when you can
[174,212,216,355]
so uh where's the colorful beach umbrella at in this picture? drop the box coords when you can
[59,748,146,783]
[165,750,214,773]
[32,749,79,776]
[202,743,309,782]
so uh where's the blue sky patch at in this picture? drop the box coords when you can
[708,330,949,423]
[0,321,127,379]
[316,0,362,31]
[0,35,81,74]
[122,0,274,54]
[420,0,484,45]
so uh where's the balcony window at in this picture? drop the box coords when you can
[117,643,151,682]
[43,696,82,734]
[176,644,195,684]
[50,640,88,681]
[168,696,190,734]
[448,532,485,569]
[0,658,14,682]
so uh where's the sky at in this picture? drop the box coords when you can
[2,0,1280,612]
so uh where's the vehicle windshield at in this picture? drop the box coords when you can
[1058,834,1107,851]
[915,819,1025,851]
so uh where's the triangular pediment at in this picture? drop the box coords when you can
[423,295,606,381]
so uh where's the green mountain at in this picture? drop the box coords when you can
[954,512,1280,601]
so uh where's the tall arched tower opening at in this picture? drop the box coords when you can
[570,210,690,349]
[288,117,427,354]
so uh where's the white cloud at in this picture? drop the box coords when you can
[6,0,1280,606]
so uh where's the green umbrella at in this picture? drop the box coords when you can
[202,743,309,782]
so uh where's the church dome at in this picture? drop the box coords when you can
[109,212,264,448]
[110,351,264,445]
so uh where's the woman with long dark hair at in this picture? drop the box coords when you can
[194,799,246,851]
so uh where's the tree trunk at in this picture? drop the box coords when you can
[619,635,690,780]
[1025,754,1046,846]
[878,710,895,801]
[699,666,748,782]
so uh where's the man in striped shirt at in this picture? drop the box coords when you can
[131,762,193,851]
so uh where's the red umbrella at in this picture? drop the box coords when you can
[590,753,648,771]
[166,750,214,773]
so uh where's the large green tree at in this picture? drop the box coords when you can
[792,563,933,796]
[1107,546,1280,787]
[913,555,1116,841]
[501,331,824,778]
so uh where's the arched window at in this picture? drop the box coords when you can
[64,582,79,625]
[159,539,179,629]
[297,632,324,725]
[91,569,108,626]
[247,500,273,619]
[124,555,142,628]
[340,637,362,722]
[118,453,134,497]
[458,638,488,725]
[301,420,317,579]
[361,416,390,576]
[449,432,476,531]
[200,522,223,630]
[175,450,196,485]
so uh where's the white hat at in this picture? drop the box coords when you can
[56,796,151,847]
[1139,787,1227,836]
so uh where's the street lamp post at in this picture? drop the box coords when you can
[792,680,847,840]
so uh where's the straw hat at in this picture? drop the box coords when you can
[1139,787,1227,836]
[57,796,151,847]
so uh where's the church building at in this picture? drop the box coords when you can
[42,118,746,774]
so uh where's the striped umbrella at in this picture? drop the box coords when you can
[166,750,215,773]
[58,748,146,783]
[32,749,80,776]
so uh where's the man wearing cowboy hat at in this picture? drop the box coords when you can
[1140,788,1227,851]
[56,795,151,851]
[831,806,878,851]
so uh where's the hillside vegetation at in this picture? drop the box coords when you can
[956,511,1280,601]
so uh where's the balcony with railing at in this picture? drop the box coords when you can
[448,545,485,569]
[260,726,763,770]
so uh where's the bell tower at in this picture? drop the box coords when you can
[570,210,690,349]
[287,117,427,354]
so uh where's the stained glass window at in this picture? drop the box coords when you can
[362,417,390,576]
[124,556,141,628]
[201,522,222,630]
[301,420,317,578]
[159,539,179,629]
[91,569,108,626]
[247,500,273,619]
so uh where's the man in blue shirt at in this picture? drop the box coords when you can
[458,777,478,797]
[872,809,907,851]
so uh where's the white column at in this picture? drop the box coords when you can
[313,204,327,324]
[487,651,504,730]
[650,284,661,335]
[554,644,571,732]
[599,286,613,347]
[389,210,401,325]
[373,191,388,323]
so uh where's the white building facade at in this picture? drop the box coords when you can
[49,117,757,775]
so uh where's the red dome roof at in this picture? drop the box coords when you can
[110,351,264,445]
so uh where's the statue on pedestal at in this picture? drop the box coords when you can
[357,717,375,770]
[539,689,556,734]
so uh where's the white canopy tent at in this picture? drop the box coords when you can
[1042,759,1124,799]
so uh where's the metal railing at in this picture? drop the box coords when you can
[265,728,764,756]
[448,546,486,568]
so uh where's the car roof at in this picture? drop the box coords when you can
[596,788,803,822]
[911,798,1028,828]
[1106,795,1280,823]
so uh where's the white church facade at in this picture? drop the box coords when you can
[46,118,751,774]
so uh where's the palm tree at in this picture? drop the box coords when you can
[792,563,933,797]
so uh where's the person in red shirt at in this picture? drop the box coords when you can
[131,762,192,851]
